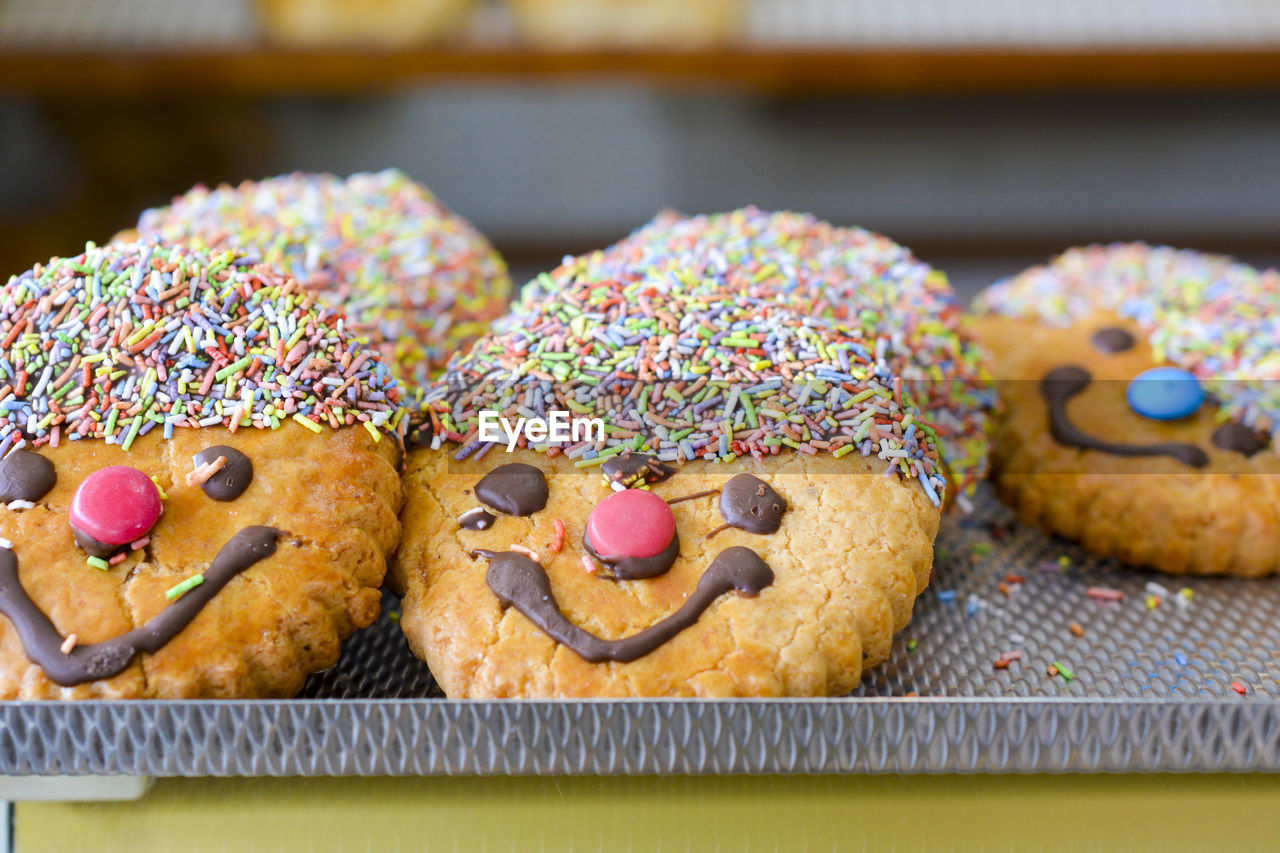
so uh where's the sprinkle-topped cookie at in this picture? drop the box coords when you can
[135,169,511,388]
[975,242,1280,439]
[0,241,403,452]
[416,209,995,504]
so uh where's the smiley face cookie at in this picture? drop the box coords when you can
[394,209,993,697]
[130,168,512,385]
[0,242,404,698]
[973,243,1280,577]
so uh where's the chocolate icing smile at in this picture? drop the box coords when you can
[0,526,280,686]
[476,546,774,663]
[1039,365,1209,468]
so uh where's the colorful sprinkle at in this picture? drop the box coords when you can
[0,242,403,448]
[550,518,565,554]
[510,543,541,563]
[186,454,227,488]
[165,573,204,600]
[414,208,994,505]
[1086,586,1125,602]
[136,169,511,387]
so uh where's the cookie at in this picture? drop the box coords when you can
[394,208,993,697]
[130,168,511,385]
[0,242,404,698]
[973,243,1280,576]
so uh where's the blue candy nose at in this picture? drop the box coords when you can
[1126,367,1204,420]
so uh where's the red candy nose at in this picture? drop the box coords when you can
[69,466,162,546]
[585,489,675,560]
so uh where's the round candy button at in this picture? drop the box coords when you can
[1126,367,1205,421]
[69,466,162,549]
[584,489,675,560]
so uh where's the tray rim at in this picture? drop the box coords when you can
[2,694,1277,777]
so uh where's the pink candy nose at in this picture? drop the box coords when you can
[584,489,674,559]
[69,466,162,547]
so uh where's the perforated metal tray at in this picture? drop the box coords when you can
[2,486,1278,776]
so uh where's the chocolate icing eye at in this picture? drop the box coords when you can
[600,453,675,490]
[1211,422,1269,457]
[69,466,163,558]
[190,446,253,501]
[0,450,56,504]
[475,463,548,516]
[1091,327,1136,354]
[718,474,787,534]
[458,507,496,530]
[1126,367,1204,421]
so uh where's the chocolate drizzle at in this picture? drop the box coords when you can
[72,528,119,560]
[0,526,280,686]
[192,446,253,501]
[1090,327,1136,354]
[582,531,680,580]
[601,452,675,488]
[480,546,773,663]
[475,463,548,516]
[0,450,56,504]
[1040,366,1208,468]
[719,474,787,534]
[459,507,496,530]
[1211,422,1268,457]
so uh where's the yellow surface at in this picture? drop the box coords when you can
[16,774,1280,852]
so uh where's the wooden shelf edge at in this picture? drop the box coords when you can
[5,46,1280,97]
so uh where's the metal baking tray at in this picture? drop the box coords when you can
[2,485,1278,776]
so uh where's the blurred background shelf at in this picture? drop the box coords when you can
[10,47,1280,97]
[8,0,1280,96]
[2,0,1280,296]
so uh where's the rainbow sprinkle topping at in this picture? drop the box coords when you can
[975,242,1280,440]
[136,169,511,388]
[0,241,403,452]
[415,208,995,504]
